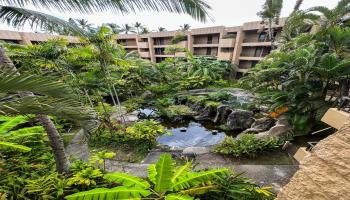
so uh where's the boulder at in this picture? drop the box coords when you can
[225,109,254,130]
[141,90,153,99]
[213,105,232,124]
[194,105,216,121]
[242,117,275,134]
[255,115,292,139]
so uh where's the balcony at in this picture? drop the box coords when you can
[218,51,232,60]
[239,56,263,61]
[241,42,272,47]
[175,52,186,57]
[139,51,150,57]
[176,41,188,48]
[219,38,236,48]
[193,43,219,48]
[138,42,149,48]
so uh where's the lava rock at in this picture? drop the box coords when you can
[213,105,232,124]
[194,105,216,121]
[255,115,292,139]
[225,109,254,130]
[242,117,275,134]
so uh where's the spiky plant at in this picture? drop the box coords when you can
[65,154,229,200]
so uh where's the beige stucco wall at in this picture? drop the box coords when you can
[277,119,350,200]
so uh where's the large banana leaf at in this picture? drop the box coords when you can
[64,186,151,200]
[154,154,175,193]
[179,185,218,195]
[104,173,150,189]
[147,164,157,184]
[171,162,192,183]
[172,168,229,191]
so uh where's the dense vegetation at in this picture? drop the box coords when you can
[1,0,350,199]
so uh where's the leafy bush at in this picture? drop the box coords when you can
[214,134,281,157]
[122,97,145,112]
[65,154,229,200]
[161,105,195,118]
[207,91,231,101]
[177,76,212,90]
[67,167,103,187]
[202,173,274,200]
[171,34,187,44]
[125,120,167,142]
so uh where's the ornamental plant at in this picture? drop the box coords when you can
[65,154,229,200]
[125,120,167,142]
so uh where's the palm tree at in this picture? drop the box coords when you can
[0,49,96,173]
[257,0,283,49]
[0,0,211,36]
[158,27,167,32]
[180,23,191,31]
[74,18,93,31]
[293,0,304,13]
[306,0,350,31]
[134,22,143,34]
[140,27,149,34]
[104,23,121,34]
[120,24,136,34]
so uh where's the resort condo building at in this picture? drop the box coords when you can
[0,19,285,78]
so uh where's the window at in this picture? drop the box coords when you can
[206,47,212,55]
[258,32,267,42]
[254,47,264,57]
[207,35,213,44]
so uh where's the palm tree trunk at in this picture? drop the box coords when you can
[37,114,70,173]
[0,47,70,174]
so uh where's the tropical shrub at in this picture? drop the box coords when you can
[214,134,281,157]
[207,91,231,101]
[202,173,274,200]
[125,120,167,142]
[160,105,195,118]
[65,154,229,200]
[67,167,103,187]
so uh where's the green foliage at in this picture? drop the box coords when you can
[67,167,103,187]
[203,173,274,200]
[161,105,195,118]
[214,134,281,157]
[89,150,116,170]
[207,91,230,101]
[65,186,151,200]
[24,173,68,200]
[171,34,188,44]
[66,154,229,199]
[125,120,167,142]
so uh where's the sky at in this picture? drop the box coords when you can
[0,0,339,32]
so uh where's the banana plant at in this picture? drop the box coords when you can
[65,154,229,200]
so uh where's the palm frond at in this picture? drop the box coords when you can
[179,185,218,195]
[0,115,27,134]
[0,70,75,99]
[0,6,86,36]
[1,0,212,22]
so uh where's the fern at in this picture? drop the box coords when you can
[9,126,44,136]
[0,141,31,152]
[165,194,193,200]
[0,115,28,134]
[172,169,229,191]
[154,154,174,193]
[64,186,151,200]
[104,173,150,189]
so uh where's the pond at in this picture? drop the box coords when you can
[157,120,226,148]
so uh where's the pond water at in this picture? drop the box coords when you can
[157,120,226,148]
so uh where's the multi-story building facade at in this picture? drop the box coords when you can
[0,19,284,78]
[116,19,285,78]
